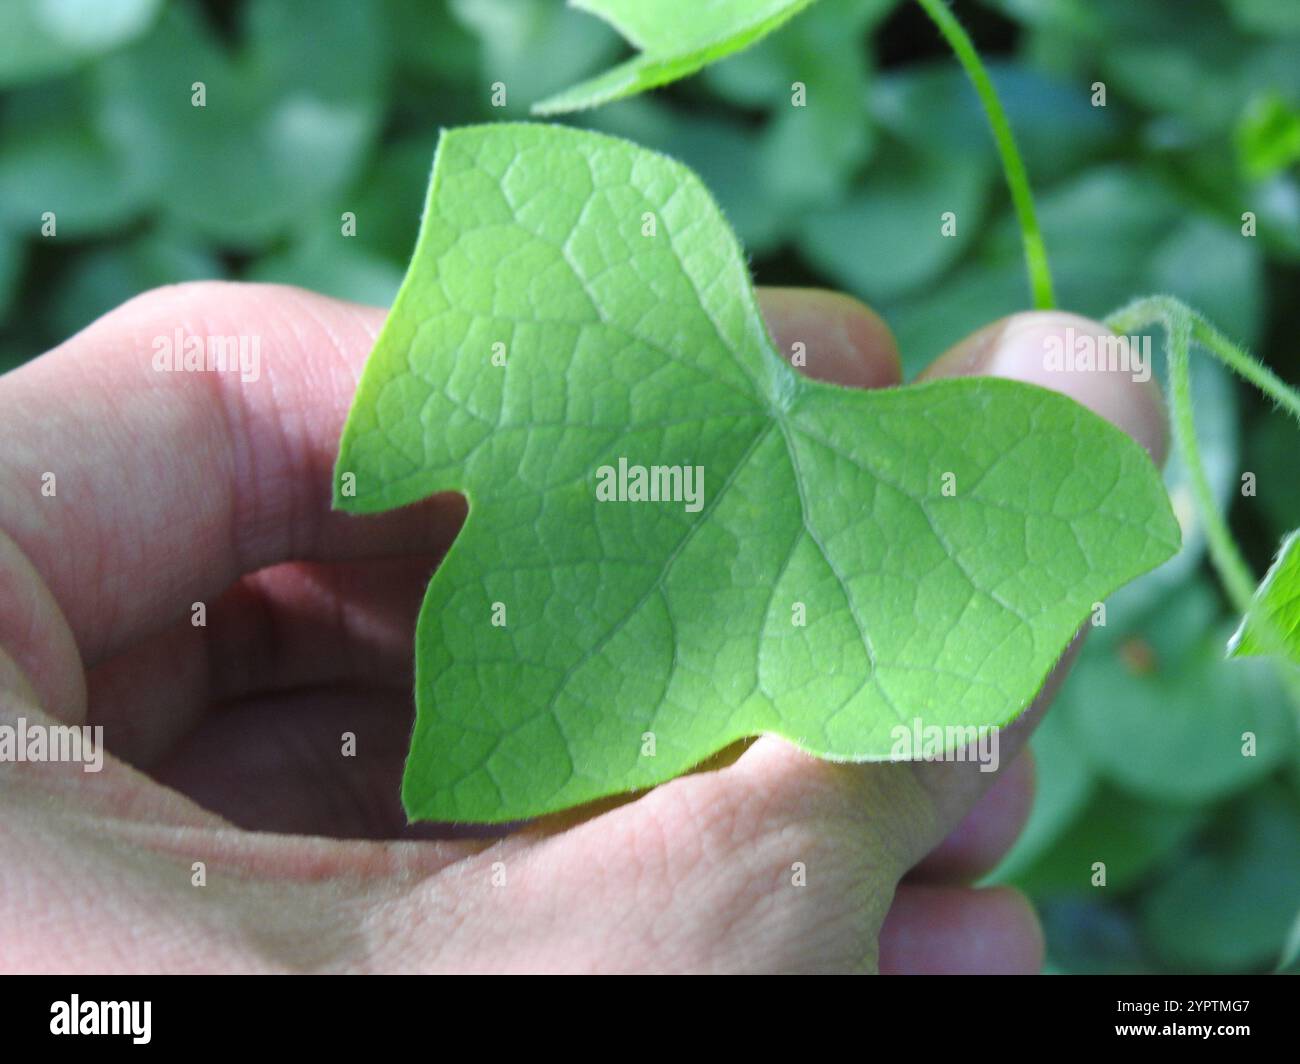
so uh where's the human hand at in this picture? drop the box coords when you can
[0,282,1163,973]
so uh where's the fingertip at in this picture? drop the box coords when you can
[757,287,902,391]
[879,884,1045,975]
[921,311,1168,466]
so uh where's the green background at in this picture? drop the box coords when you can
[1,0,1297,972]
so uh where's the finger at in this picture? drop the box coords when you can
[147,687,490,841]
[758,287,901,389]
[87,555,441,768]
[0,281,464,672]
[878,884,1044,974]
[906,749,1035,884]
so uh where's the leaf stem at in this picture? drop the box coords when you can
[914,0,1055,309]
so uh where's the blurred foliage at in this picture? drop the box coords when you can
[0,0,1297,972]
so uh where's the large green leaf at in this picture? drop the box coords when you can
[531,0,818,114]
[334,123,1179,822]
[1230,530,1300,665]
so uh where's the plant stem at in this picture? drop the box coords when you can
[1106,295,1300,703]
[1165,311,1258,613]
[914,0,1055,310]
[1110,296,1300,426]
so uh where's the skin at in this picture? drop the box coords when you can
[0,282,1165,973]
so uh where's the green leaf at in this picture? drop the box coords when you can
[0,83,150,239]
[582,100,787,254]
[450,0,625,116]
[90,0,384,245]
[531,0,818,114]
[1229,531,1300,665]
[334,123,1179,822]
[0,0,162,88]
[1236,91,1300,182]
[1008,784,1203,897]
[799,150,992,304]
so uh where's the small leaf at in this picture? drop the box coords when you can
[1229,530,1300,665]
[335,123,1180,822]
[531,0,818,114]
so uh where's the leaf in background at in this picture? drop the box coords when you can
[531,0,817,114]
[985,703,1094,883]
[1144,216,1264,347]
[334,123,1179,822]
[1069,582,1296,803]
[1249,416,1300,541]
[799,151,991,304]
[450,0,624,116]
[1141,784,1300,972]
[385,0,480,86]
[1229,531,1300,665]
[90,0,384,245]
[887,165,1265,375]
[47,232,221,341]
[0,82,149,240]
[0,0,162,88]
[1236,92,1300,182]
[1226,0,1300,36]
[703,0,890,212]
[1105,357,1240,618]
[870,62,1116,184]
[247,232,403,309]
[0,230,22,339]
[889,257,1027,378]
[1037,898,1156,975]
[1006,784,1204,896]
[328,134,440,267]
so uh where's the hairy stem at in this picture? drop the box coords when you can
[1106,295,1300,701]
[914,0,1055,309]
